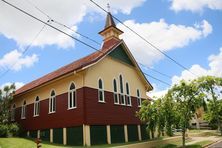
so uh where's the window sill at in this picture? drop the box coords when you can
[98,101,106,103]
[114,103,132,107]
[33,115,39,117]
[48,111,56,114]
[21,117,26,120]
[67,107,77,110]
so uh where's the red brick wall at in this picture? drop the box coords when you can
[14,87,142,130]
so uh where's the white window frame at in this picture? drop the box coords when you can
[34,96,40,117]
[113,78,119,104]
[49,90,56,113]
[68,82,77,109]
[11,104,16,121]
[126,82,131,106]
[119,74,125,105]
[21,101,26,119]
[98,78,105,103]
[137,89,142,107]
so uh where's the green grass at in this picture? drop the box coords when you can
[0,137,149,148]
[192,140,214,147]
[0,138,71,148]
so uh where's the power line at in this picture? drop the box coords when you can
[0,0,99,52]
[0,0,172,87]
[23,0,173,80]
[0,23,47,79]
[24,0,101,46]
[90,0,198,78]
[139,63,171,79]
[143,72,171,86]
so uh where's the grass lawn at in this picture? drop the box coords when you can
[0,137,147,148]
[0,138,71,148]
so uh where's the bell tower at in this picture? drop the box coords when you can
[99,4,123,42]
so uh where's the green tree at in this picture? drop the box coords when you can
[0,84,15,124]
[196,76,222,133]
[162,94,178,136]
[137,100,158,139]
[155,99,165,137]
[0,84,20,137]
[166,80,203,148]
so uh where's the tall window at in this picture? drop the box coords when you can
[34,96,40,116]
[137,89,141,107]
[113,79,119,104]
[98,79,105,102]
[21,100,26,119]
[11,104,16,121]
[49,90,56,113]
[68,82,76,109]
[126,82,131,106]
[119,75,125,105]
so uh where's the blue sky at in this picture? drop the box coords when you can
[0,0,221,96]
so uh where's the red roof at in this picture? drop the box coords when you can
[15,38,121,96]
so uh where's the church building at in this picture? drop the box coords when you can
[11,12,153,146]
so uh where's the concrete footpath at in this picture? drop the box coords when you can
[114,136,182,148]
[115,135,221,148]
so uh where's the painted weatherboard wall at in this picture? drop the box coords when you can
[84,87,142,125]
[84,56,148,99]
[13,71,84,107]
[14,89,84,131]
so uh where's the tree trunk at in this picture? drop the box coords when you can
[151,130,154,139]
[182,129,186,148]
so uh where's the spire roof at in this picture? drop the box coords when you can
[104,12,116,28]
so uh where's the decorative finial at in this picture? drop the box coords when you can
[107,3,110,12]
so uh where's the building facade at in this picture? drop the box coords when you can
[12,12,153,146]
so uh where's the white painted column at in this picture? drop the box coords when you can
[107,125,111,144]
[124,125,128,142]
[37,130,40,138]
[50,129,53,143]
[63,128,67,145]
[137,125,142,141]
[27,131,30,137]
[83,125,91,146]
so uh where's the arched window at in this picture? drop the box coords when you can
[68,82,76,109]
[113,79,119,104]
[137,89,141,107]
[21,100,26,119]
[126,82,131,106]
[11,104,16,121]
[119,75,125,105]
[34,96,40,116]
[49,90,56,113]
[98,79,105,102]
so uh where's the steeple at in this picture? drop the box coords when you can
[99,5,123,42]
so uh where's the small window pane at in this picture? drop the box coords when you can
[119,75,123,93]
[70,83,75,90]
[99,79,103,89]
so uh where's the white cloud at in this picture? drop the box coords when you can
[170,0,222,12]
[0,82,24,90]
[117,19,212,66]
[0,0,145,48]
[172,47,222,84]
[0,50,38,71]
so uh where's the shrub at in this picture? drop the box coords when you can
[0,123,20,137]
[0,124,8,137]
[8,123,19,136]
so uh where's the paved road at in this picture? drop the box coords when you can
[209,140,222,148]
